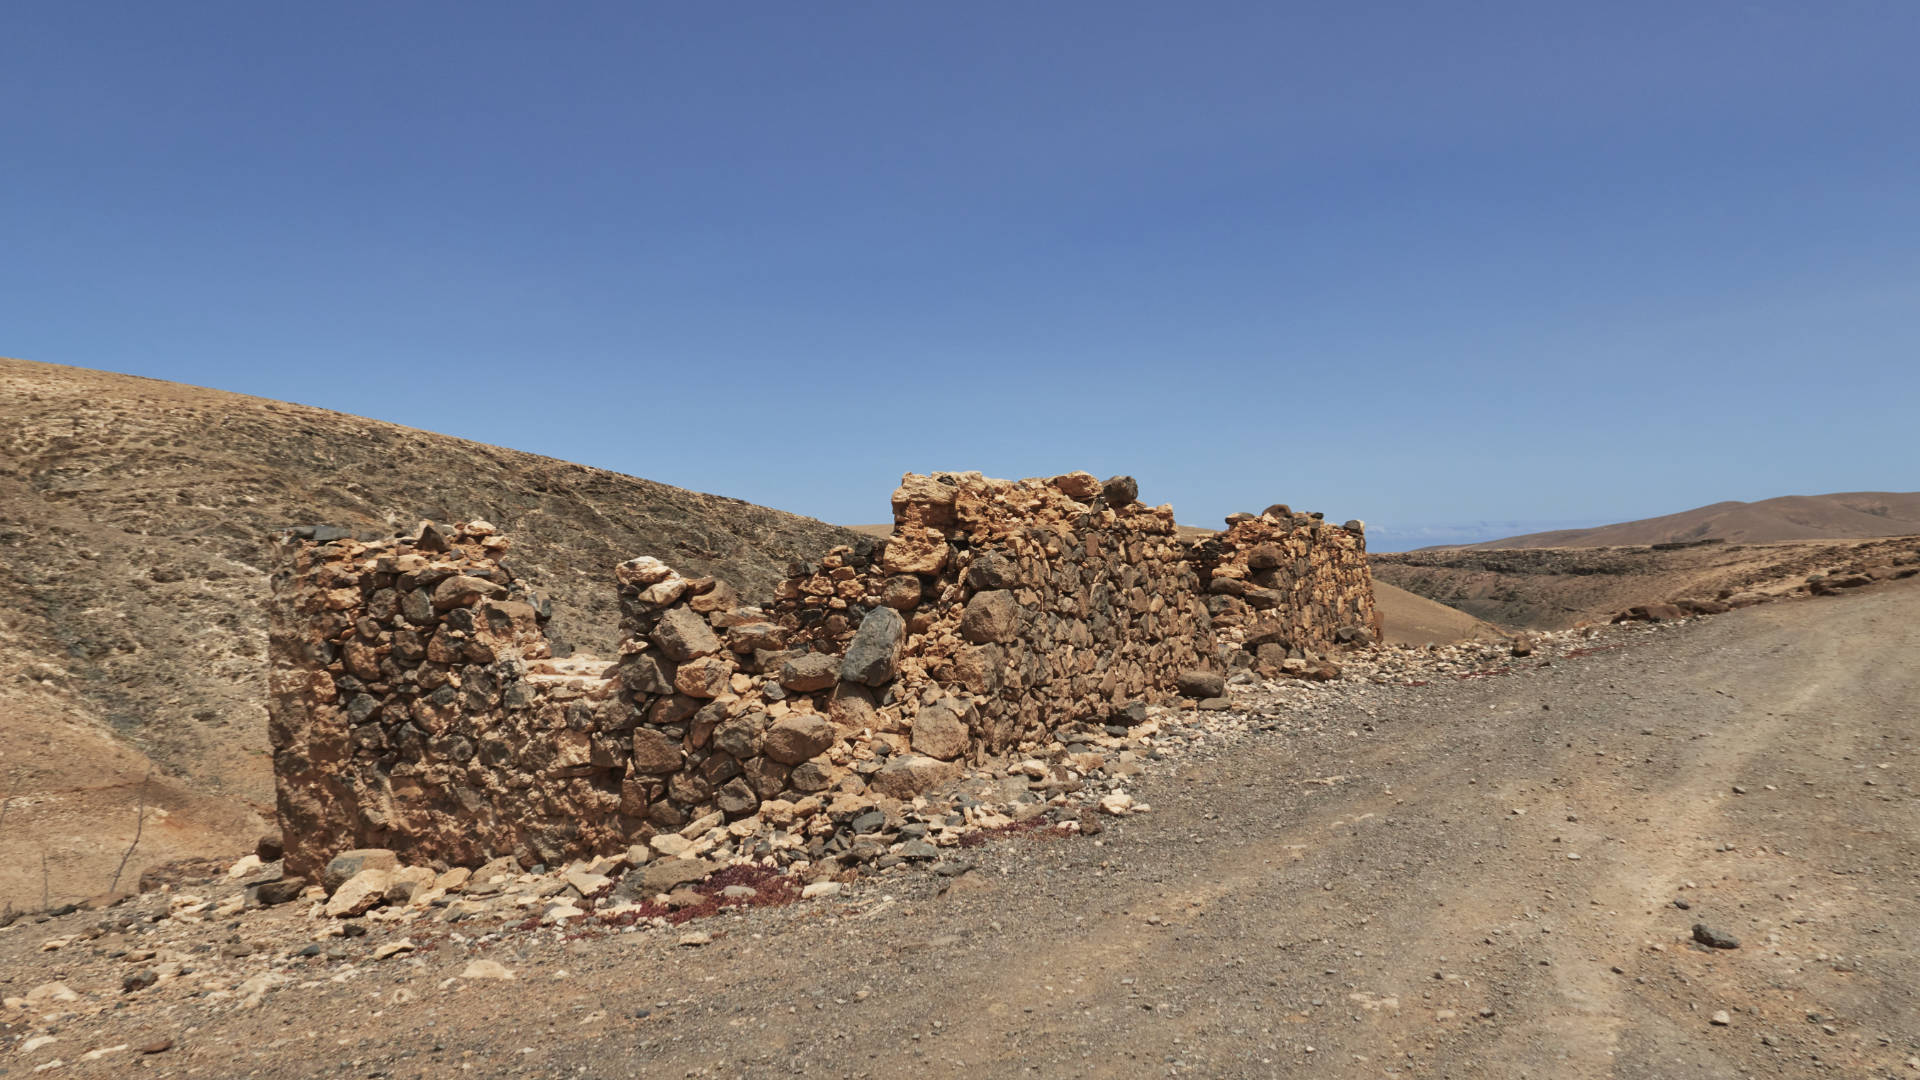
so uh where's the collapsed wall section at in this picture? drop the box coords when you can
[268,472,1376,877]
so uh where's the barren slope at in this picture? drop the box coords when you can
[1466,491,1920,549]
[1375,534,1920,630]
[0,357,858,906]
[1371,579,1503,645]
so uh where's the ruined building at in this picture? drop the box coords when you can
[267,471,1378,876]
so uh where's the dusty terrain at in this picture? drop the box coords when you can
[1461,491,1920,549]
[0,358,858,908]
[1373,534,1920,630]
[4,576,1913,1078]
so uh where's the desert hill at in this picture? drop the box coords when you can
[0,357,859,908]
[1460,491,1920,549]
[1374,533,1920,631]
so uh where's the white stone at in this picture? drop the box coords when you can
[565,870,611,897]
[1098,792,1134,815]
[802,881,843,899]
[460,959,514,980]
[23,983,79,1006]
[679,810,726,838]
[649,834,693,857]
[325,869,392,917]
[540,903,585,925]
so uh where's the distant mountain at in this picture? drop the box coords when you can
[1457,493,1920,550]
[0,357,859,908]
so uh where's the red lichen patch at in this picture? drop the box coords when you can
[594,863,806,928]
[957,817,1074,849]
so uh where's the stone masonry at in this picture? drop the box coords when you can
[268,472,1379,878]
[1193,504,1381,678]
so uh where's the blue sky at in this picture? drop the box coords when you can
[4,3,1916,549]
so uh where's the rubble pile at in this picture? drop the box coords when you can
[267,470,1381,880]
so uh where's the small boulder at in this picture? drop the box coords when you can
[1051,471,1102,500]
[674,655,736,698]
[879,575,924,611]
[959,590,1020,644]
[840,607,906,687]
[964,551,1019,591]
[762,715,838,765]
[253,877,308,907]
[325,869,392,917]
[911,699,971,761]
[868,754,962,799]
[321,848,399,893]
[618,650,677,696]
[630,728,684,774]
[779,652,841,693]
[431,575,506,611]
[651,606,721,661]
[1101,475,1139,507]
[640,858,717,894]
[1175,669,1226,699]
[1692,923,1740,950]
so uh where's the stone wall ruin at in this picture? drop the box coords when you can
[267,471,1379,877]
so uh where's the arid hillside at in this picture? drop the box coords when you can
[0,358,858,908]
[1374,534,1920,630]
[1462,491,1920,549]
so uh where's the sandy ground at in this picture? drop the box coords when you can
[1370,581,1501,646]
[3,578,1913,1078]
[0,693,265,914]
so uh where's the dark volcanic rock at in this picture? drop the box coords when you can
[1692,923,1740,949]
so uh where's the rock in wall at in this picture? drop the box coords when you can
[268,473,1375,877]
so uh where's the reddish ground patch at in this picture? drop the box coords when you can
[957,817,1073,849]
[591,862,805,929]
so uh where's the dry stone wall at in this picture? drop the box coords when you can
[1193,506,1380,678]
[268,473,1378,877]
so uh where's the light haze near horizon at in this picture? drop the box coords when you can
[3,4,1916,550]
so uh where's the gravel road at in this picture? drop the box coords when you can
[8,581,1915,1078]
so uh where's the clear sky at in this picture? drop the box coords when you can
[4,3,1916,549]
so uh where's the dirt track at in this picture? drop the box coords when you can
[8,582,1916,1078]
